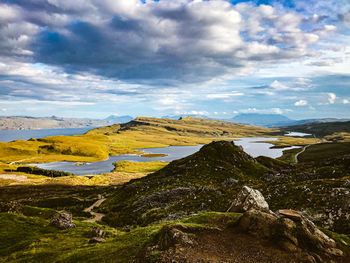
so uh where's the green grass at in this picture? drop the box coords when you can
[268,136,319,148]
[113,161,168,174]
[0,211,243,263]
[140,153,167,158]
[277,147,301,163]
[0,117,277,167]
[101,141,268,227]
[298,142,350,162]
[321,228,350,257]
[0,213,56,258]
[281,121,350,138]
[181,212,243,229]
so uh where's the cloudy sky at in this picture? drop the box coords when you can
[0,0,349,119]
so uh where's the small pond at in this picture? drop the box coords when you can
[285,131,312,137]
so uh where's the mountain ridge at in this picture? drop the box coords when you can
[231,113,350,127]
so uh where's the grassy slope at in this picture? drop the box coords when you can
[0,210,242,263]
[99,141,350,230]
[100,141,269,227]
[280,121,350,138]
[0,117,276,166]
[297,142,350,162]
[1,140,350,261]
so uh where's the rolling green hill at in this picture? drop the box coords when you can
[281,121,350,138]
[1,140,350,262]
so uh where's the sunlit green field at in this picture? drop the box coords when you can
[0,117,329,186]
[0,117,276,169]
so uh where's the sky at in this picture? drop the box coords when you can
[0,0,349,120]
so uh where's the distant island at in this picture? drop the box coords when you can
[0,115,134,130]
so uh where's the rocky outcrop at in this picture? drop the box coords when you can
[234,187,344,263]
[227,186,269,213]
[49,212,76,229]
[156,225,196,251]
[239,209,278,239]
[89,227,107,243]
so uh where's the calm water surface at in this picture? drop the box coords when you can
[32,137,301,175]
[285,132,311,137]
[0,127,96,142]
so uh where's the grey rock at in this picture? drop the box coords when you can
[227,186,269,212]
[91,227,106,238]
[238,209,278,238]
[50,212,76,229]
[221,178,239,186]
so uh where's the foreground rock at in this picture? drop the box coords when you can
[135,184,348,262]
[49,212,76,229]
[227,185,269,212]
[235,186,344,263]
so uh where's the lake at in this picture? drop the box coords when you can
[32,137,300,175]
[285,131,311,137]
[0,127,96,142]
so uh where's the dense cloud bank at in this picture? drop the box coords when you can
[0,0,343,82]
[0,0,349,118]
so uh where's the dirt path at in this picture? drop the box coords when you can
[294,144,312,163]
[83,197,106,223]
[156,228,299,263]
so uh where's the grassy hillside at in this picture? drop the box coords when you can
[297,142,350,162]
[0,117,278,166]
[1,140,350,261]
[281,121,350,139]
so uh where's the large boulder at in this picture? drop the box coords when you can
[238,209,278,239]
[49,211,76,229]
[237,206,343,262]
[227,186,269,212]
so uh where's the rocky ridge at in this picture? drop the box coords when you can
[141,186,344,262]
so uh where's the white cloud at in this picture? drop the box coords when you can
[253,90,275,96]
[328,93,336,104]
[206,92,244,99]
[343,99,349,104]
[295,77,311,85]
[273,108,283,114]
[0,0,337,86]
[270,80,290,90]
[294,100,308,106]
[184,110,209,116]
[239,107,284,114]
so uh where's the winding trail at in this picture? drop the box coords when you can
[294,134,322,164]
[294,144,312,163]
[83,197,106,223]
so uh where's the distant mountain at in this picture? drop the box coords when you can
[104,115,133,123]
[231,113,294,127]
[0,116,112,130]
[231,113,350,128]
